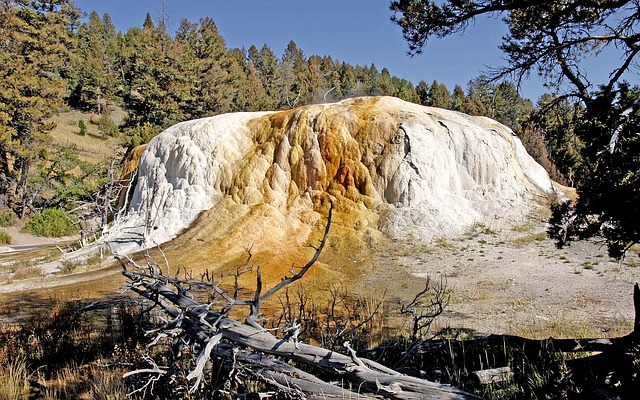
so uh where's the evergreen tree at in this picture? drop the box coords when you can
[392,76,419,103]
[374,67,396,96]
[463,75,492,116]
[530,94,582,184]
[143,12,154,30]
[451,85,466,112]
[427,80,452,109]
[178,17,234,118]
[550,84,640,257]
[71,10,118,111]
[491,81,533,132]
[120,17,187,136]
[415,80,430,106]
[247,44,279,104]
[305,55,328,103]
[277,41,307,108]
[318,56,341,101]
[225,47,272,111]
[338,63,357,98]
[0,0,80,215]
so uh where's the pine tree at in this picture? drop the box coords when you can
[374,68,396,96]
[71,10,118,111]
[451,85,466,112]
[225,47,272,112]
[427,80,452,109]
[120,18,187,135]
[177,17,234,118]
[415,80,430,106]
[392,76,419,103]
[0,0,80,215]
[338,63,357,98]
[143,12,154,30]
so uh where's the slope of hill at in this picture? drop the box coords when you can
[108,96,561,255]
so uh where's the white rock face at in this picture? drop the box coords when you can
[108,96,559,251]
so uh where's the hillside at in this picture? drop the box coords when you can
[101,96,567,311]
[109,96,560,252]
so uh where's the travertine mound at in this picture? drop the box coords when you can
[111,96,559,254]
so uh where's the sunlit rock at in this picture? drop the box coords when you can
[110,96,560,253]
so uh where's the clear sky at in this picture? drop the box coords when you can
[71,0,615,102]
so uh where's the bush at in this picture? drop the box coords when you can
[22,209,77,237]
[96,110,119,137]
[124,122,158,148]
[0,231,11,245]
[0,210,17,227]
[77,119,87,136]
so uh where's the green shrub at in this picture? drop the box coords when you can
[22,209,77,237]
[0,231,11,245]
[0,210,17,227]
[96,110,119,137]
[124,122,158,147]
[77,119,87,136]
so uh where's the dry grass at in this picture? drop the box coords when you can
[510,232,547,247]
[40,363,127,400]
[48,107,125,163]
[0,357,32,400]
[9,266,44,281]
[515,312,632,340]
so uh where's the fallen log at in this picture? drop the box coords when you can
[125,278,480,399]
[118,200,480,399]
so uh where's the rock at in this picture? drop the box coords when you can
[108,96,562,253]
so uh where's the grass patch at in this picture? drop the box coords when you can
[582,262,595,270]
[511,232,547,247]
[465,222,498,239]
[0,357,32,400]
[511,223,533,232]
[516,313,631,339]
[10,267,44,281]
[59,260,79,275]
[0,300,150,400]
[624,257,639,268]
[47,107,126,164]
[0,231,12,245]
[435,236,457,250]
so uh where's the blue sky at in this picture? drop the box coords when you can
[72,0,614,102]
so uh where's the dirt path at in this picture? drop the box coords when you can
[0,223,79,252]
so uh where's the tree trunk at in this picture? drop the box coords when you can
[125,276,480,400]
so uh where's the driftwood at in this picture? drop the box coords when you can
[471,367,513,385]
[118,200,481,399]
[118,193,640,398]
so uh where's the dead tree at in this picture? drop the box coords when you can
[118,199,481,399]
